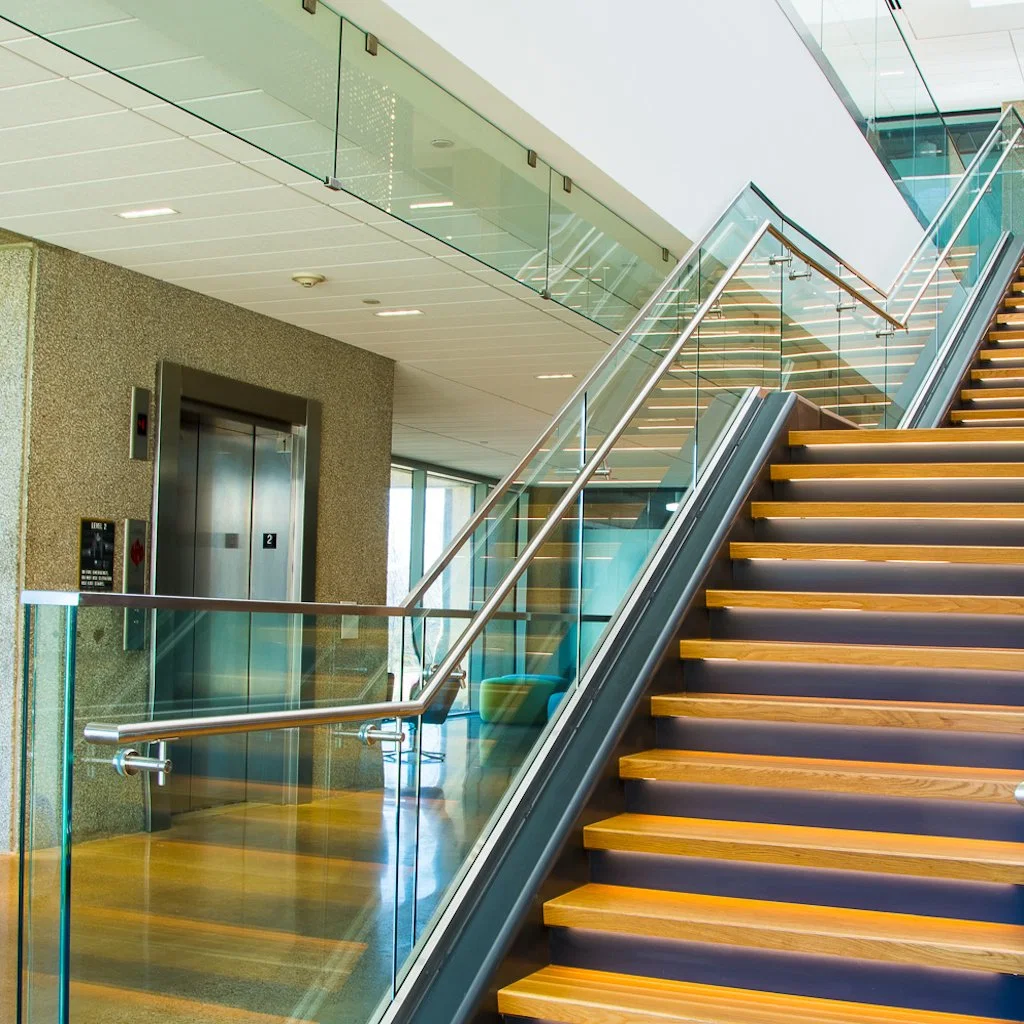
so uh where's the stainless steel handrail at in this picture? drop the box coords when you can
[84,224,773,748]
[402,181,908,611]
[22,589,608,623]
[887,106,1022,296]
[750,184,889,298]
[764,224,901,328]
[900,125,1023,323]
[399,179,755,610]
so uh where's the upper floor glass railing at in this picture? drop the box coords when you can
[21,106,1024,1022]
[0,0,677,335]
[777,0,994,228]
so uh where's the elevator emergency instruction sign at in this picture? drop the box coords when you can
[79,519,115,592]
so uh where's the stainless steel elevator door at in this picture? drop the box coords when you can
[172,409,299,813]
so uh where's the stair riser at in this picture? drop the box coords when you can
[772,480,1024,502]
[626,781,1024,843]
[731,559,1024,597]
[789,442,1024,465]
[708,607,1024,648]
[548,929,1024,1022]
[588,850,1024,924]
[654,719,1024,771]
[753,519,1024,547]
[681,659,1024,707]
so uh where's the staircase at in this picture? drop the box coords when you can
[498,425,1024,1023]
[951,271,1024,427]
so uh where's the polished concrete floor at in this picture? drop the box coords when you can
[8,715,540,1023]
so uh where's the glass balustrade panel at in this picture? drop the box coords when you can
[19,603,493,1024]
[0,0,342,180]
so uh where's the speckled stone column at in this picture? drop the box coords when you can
[0,242,34,854]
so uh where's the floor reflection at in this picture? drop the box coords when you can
[10,712,543,1023]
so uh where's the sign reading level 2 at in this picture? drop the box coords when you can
[79,519,115,592]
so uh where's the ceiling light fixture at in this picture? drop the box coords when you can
[410,199,454,209]
[536,373,575,380]
[431,138,455,148]
[375,308,423,317]
[117,206,178,219]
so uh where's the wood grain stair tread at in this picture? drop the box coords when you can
[979,349,1024,362]
[971,368,1024,381]
[618,749,1022,804]
[961,388,1024,401]
[497,965,1018,1024]
[750,501,1024,519]
[770,462,1024,480]
[584,814,1024,883]
[704,589,1024,615]
[678,638,1024,672]
[728,542,1024,564]
[650,691,1024,734]
[951,410,1024,423]
[789,428,1024,445]
[542,884,1024,973]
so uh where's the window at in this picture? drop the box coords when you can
[386,463,483,701]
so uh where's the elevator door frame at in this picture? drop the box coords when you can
[153,362,320,600]
[150,362,322,827]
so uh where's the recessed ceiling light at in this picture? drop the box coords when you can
[362,298,381,305]
[536,372,575,380]
[117,206,178,219]
[431,138,455,149]
[409,199,454,209]
[375,308,423,317]
[879,70,905,77]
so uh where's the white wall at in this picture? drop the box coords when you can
[342,0,924,286]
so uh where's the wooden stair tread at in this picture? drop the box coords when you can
[951,410,1024,423]
[542,884,1024,973]
[961,388,1024,400]
[971,368,1024,380]
[729,542,1024,564]
[651,691,1024,734]
[679,638,1024,672]
[979,350,1024,361]
[771,462,1024,480]
[619,749,1022,804]
[751,501,1024,519]
[585,813,1024,883]
[789,428,1024,445]
[705,589,1024,615]
[498,965,1017,1024]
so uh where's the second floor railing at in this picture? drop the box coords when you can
[0,0,679,335]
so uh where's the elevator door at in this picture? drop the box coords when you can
[173,408,299,813]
